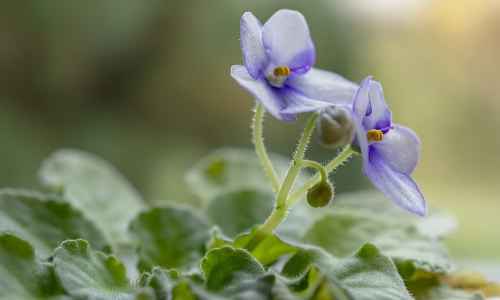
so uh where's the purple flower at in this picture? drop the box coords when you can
[231,9,357,122]
[352,76,427,216]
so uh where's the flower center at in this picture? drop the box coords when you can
[267,65,291,88]
[366,129,383,143]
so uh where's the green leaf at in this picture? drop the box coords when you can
[141,268,225,300]
[185,148,292,202]
[279,245,349,300]
[0,232,63,299]
[200,246,275,299]
[38,149,146,249]
[171,280,198,300]
[304,213,453,276]
[201,246,267,293]
[204,189,274,237]
[282,243,413,300]
[208,227,298,267]
[331,190,457,239]
[142,267,179,300]
[53,239,138,299]
[301,190,457,277]
[334,243,413,299]
[129,205,211,272]
[0,189,110,257]
[310,275,353,300]
[407,276,484,300]
[172,279,225,300]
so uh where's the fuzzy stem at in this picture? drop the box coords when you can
[252,103,280,194]
[245,113,318,252]
[275,113,318,208]
[288,146,356,206]
[300,160,328,184]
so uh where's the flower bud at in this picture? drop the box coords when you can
[307,181,334,208]
[318,106,355,149]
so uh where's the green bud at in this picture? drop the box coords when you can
[318,106,355,149]
[307,181,334,208]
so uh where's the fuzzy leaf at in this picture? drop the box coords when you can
[129,205,211,272]
[141,268,225,300]
[201,246,274,298]
[0,189,110,257]
[407,276,484,300]
[0,233,63,299]
[333,243,413,299]
[185,148,293,202]
[331,190,457,239]
[202,246,265,291]
[38,149,146,249]
[304,213,454,276]
[53,239,139,299]
[208,227,298,267]
[301,190,458,277]
[142,267,179,300]
[282,243,413,300]
[204,189,274,237]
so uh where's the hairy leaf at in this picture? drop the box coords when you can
[201,246,274,298]
[53,239,140,299]
[185,148,293,202]
[0,189,110,257]
[0,233,63,299]
[129,205,211,272]
[304,213,453,276]
[204,189,274,237]
[209,227,298,267]
[282,243,413,300]
[38,149,146,249]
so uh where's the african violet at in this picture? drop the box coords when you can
[1,8,499,300]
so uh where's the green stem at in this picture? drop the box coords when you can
[276,113,318,208]
[242,204,288,253]
[301,160,327,184]
[244,113,319,252]
[295,114,319,161]
[252,103,280,194]
[288,146,355,206]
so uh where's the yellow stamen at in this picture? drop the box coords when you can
[273,65,291,77]
[367,129,383,142]
[267,65,291,88]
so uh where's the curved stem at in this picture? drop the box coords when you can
[288,146,356,206]
[300,160,327,184]
[252,103,280,194]
[244,113,319,252]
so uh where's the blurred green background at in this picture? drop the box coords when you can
[1,1,499,262]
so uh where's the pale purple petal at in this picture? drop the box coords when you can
[370,125,420,174]
[352,76,372,123]
[286,68,357,104]
[350,109,370,168]
[262,9,314,73]
[278,92,339,116]
[240,12,268,79]
[365,149,427,216]
[364,80,392,131]
[231,65,299,122]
